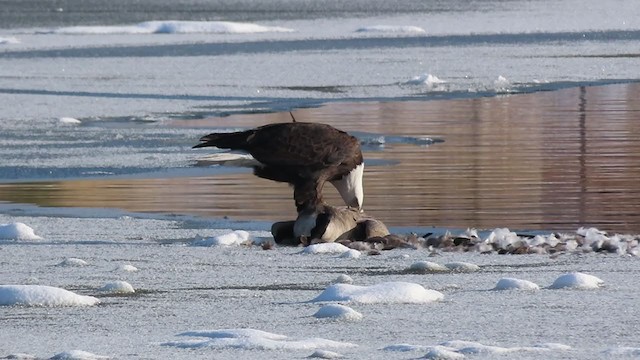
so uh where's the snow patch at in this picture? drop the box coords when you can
[356,25,426,34]
[382,344,465,359]
[117,264,138,272]
[444,262,480,272]
[423,347,466,359]
[308,349,343,358]
[313,304,363,321]
[493,278,540,291]
[0,222,43,241]
[407,261,449,273]
[436,340,572,355]
[405,73,447,87]
[0,37,20,44]
[99,281,135,294]
[338,249,361,259]
[49,350,110,359]
[302,242,351,255]
[162,328,357,350]
[59,117,82,125]
[494,75,511,91]
[51,21,294,35]
[0,285,100,307]
[191,230,251,247]
[311,281,444,304]
[332,274,353,284]
[549,272,604,289]
[57,258,89,267]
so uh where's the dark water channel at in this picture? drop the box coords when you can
[2,83,639,233]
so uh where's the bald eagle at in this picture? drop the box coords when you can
[193,122,364,238]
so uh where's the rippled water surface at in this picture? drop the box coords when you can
[2,83,638,233]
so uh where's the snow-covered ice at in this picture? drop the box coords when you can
[311,282,444,304]
[0,285,100,307]
[603,347,640,356]
[50,21,294,35]
[1,0,640,358]
[49,350,110,360]
[382,343,430,352]
[0,208,637,359]
[0,36,19,44]
[405,341,575,357]
[162,328,357,350]
[382,341,573,358]
[355,25,426,34]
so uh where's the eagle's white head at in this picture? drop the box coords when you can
[330,163,364,211]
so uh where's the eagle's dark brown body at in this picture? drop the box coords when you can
[193,123,364,236]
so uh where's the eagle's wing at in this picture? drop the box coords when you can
[246,123,359,168]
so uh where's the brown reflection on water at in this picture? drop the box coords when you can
[2,83,640,232]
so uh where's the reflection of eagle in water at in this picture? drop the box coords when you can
[193,122,364,239]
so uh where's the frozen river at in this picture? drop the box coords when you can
[1,0,640,359]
